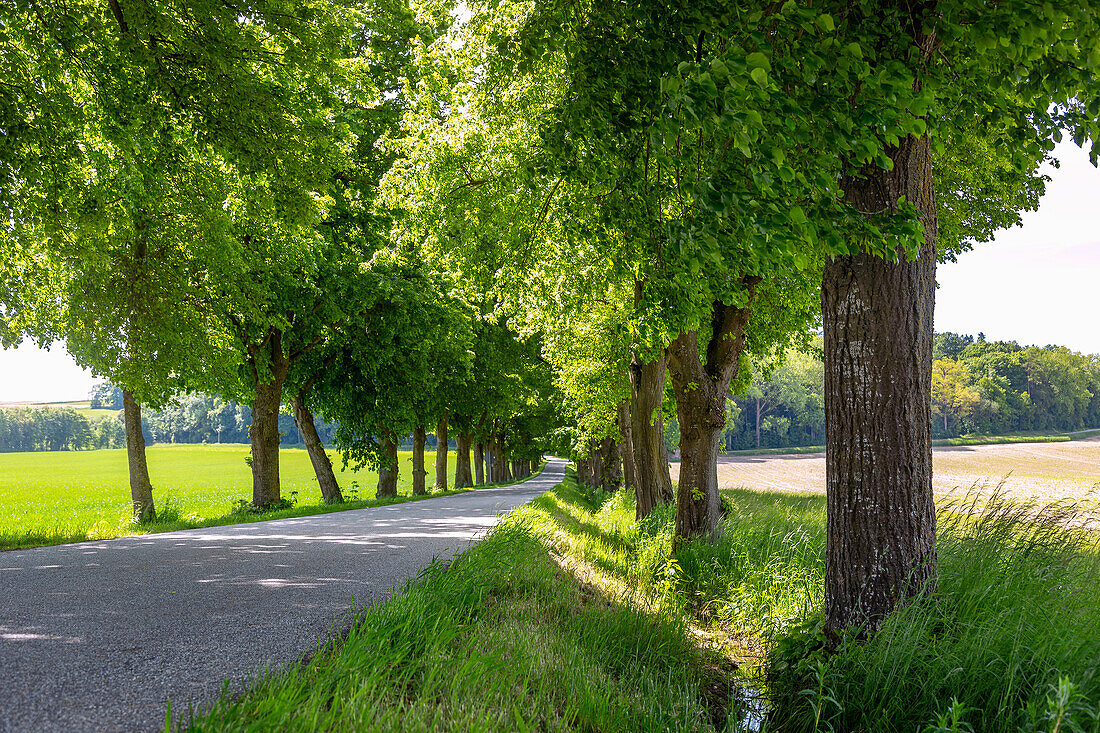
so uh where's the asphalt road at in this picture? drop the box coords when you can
[0,458,566,732]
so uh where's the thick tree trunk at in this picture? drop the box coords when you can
[412,424,427,495]
[599,437,622,491]
[376,431,399,498]
[668,296,754,542]
[455,431,473,488]
[630,351,673,519]
[249,334,290,508]
[434,412,449,491]
[617,400,637,491]
[474,440,486,485]
[123,389,155,522]
[291,393,342,504]
[823,131,939,639]
[576,456,593,487]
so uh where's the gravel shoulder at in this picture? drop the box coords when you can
[0,459,566,733]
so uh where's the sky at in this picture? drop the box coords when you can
[1,143,1097,403]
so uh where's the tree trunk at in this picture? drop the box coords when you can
[630,350,673,519]
[618,400,637,491]
[668,296,755,542]
[755,398,763,449]
[455,431,473,488]
[823,131,939,639]
[412,424,427,496]
[376,431,399,498]
[474,440,485,485]
[249,333,290,508]
[599,437,622,491]
[434,412,449,491]
[291,393,342,504]
[576,455,593,487]
[491,436,508,482]
[123,389,155,522]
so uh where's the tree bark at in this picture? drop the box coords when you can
[668,295,755,542]
[823,132,939,638]
[599,437,622,491]
[291,393,342,504]
[630,350,673,519]
[474,440,485,485]
[491,436,509,482]
[455,431,473,488]
[123,389,155,522]
[376,431,399,498]
[248,332,290,508]
[434,412,449,491]
[412,424,427,496]
[617,400,637,492]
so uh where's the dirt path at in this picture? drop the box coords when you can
[670,439,1100,507]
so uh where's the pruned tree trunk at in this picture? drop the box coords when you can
[455,431,473,488]
[412,424,427,496]
[823,131,939,639]
[617,400,637,491]
[434,412,449,491]
[248,332,290,508]
[291,393,342,504]
[474,440,485,485]
[376,431,399,498]
[630,350,673,519]
[122,389,155,522]
[668,293,756,543]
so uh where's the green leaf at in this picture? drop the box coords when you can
[815,14,835,33]
[750,67,768,87]
[789,207,808,225]
[746,52,770,71]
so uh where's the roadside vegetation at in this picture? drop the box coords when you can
[0,446,544,551]
[187,470,1100,732]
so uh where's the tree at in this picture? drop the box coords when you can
[931,359,982,435]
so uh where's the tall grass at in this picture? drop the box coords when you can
[767,491,1100,732]
[185,475,721,732]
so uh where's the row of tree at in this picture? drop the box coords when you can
[0,407,123,452]
[5,0,1100,643]
[932,334,1100,436]
[384,0,1100,643]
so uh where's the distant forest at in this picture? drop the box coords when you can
[685,332,1100,452]
[4,331,1099,453]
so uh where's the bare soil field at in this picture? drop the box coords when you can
[671,437,1100,509]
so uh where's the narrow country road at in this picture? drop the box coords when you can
[0,459,567,733]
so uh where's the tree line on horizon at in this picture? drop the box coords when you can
[4,0,1100,642]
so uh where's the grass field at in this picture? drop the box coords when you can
[0,444,464,550]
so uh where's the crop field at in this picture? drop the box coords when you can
[673,437,1100,512]
[0,444,459,548]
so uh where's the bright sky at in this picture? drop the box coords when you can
[1,143,1097,403]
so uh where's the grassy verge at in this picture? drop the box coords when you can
[185,468,1100,732]
[1,446,543,550]
[183,472,732,732]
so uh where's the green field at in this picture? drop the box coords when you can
[0,444,461,549]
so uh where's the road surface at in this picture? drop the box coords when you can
[0,458,566,732]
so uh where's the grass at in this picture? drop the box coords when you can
[0,444,507,550]
[183,472,730,732]
[180,460,1100,732]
